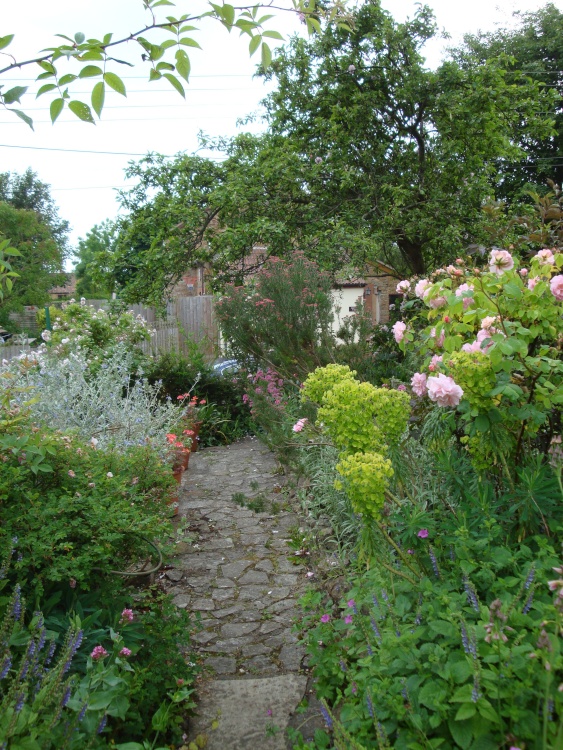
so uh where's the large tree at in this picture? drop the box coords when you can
[98,1,556,304]
[74,221,116,298]
[452,2,563,197]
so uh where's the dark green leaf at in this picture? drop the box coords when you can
[103,72,126,96]
[91,81,105,117]
[0,34,14,51]
[261,42,272,68]
[3,86,27,104]
[68,100,95,123]
[36,84,57,98]
[454,704,476,720]
[163,73,185,97]
[58,74,77,86]
[50,98,65,123]
[11,109,34,130]
[79,64,103,78]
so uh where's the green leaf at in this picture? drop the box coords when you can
[473,414,490,432]
[87,691,114,710]
[156,61,175,72]
[249,35,261,56]
[116,744,144,750]
[221,4,235,26]
[58,74,77,86]
[175,50,191,81]
[0,34,14,51]
[11,109,34,130]
[448,719,472,748]
[79,64,103,78]
[50,99,65,123]
[179,37,202,49]
[261,41,272,68]
[149,69,162,81]
[36,84,57,98]
[455,703,476,720]
[68,100,95,123]
[91,81,105,117]
[103,72,126,96]
[74,32,86,44]
[262,30,284,40]
[3,86,27,104]
[163,73,185,97]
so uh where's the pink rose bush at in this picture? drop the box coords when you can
[395,249,563,463]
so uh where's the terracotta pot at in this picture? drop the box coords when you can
[190,421,202,453]
[168,492,179,517]
[174,448,190,470]
[172,467,184,484]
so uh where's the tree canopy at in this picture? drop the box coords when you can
[452,2,563,197]
[94,1,557,305]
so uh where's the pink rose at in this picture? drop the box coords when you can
[396,280,411,294]
[480,316,496,329]
[392,321,407,343]
[455,283,474,309]
[428,355,442,372]
[461,340,481,353]
[428,296,447,309]
[414,279,431,298]
[519,268,528,277]
[489,249,514,274]
[550,274,563,301]
[292,418,308,433]
[411,372,427,397]
[427,374,464,407]
[535,249,555,266]
[528,277,540,291]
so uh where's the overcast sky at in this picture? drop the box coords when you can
[0,0,552,265]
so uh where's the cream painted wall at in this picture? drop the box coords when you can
[331,287,364,338]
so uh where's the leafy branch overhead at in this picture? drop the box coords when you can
[0,0,351,128]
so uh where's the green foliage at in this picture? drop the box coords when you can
[0,1,351,128]
[448,350,497,411]
[36,300,152,363]
[216,253,337,380]
[335,451,393,518]
[0,429,173,596]
[74,221,116,299]
[300,364,357,405]
[299,530,563,750]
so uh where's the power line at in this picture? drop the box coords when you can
[0,143,168,156]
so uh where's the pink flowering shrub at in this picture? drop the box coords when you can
[215,251,336,380]
[395,249,563,465]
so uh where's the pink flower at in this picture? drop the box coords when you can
[344,615,353,624]
[480,316,496,329]
[91,646,108,660]
[392,321,406,343]
[407,549,414,554]
[120,608,134,623]
[430,327,445,348]
[68,470,76,478]
[462,340,481,353]
[411,372,427,397]
[550,274,563,301]
[320,614,331,623]
[347,599,356,608]
[414,279,431,298]
[306,571,314,577]
[535,249,555,266]
[519,268,528,277]
[428,295,447,309]
[396,280,411,294]
[428,355,442,372]
[417,529,429,539]
[528,277,540,291]
[69,578,77,588]
[427,374,464,407]
[119,647,132,658]
[397,384,407,392]
[489,249,514,274]
[455,283,474,309]
[292,418,308,433]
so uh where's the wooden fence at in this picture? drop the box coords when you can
[1,296,219,362]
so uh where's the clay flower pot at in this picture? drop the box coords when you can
[174,447,190,470]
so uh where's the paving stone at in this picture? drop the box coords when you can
[221,560,254,579]
[212,588,236,602]
[172,594,191,608]
[279,644,306,670]
[238,570,270,585]
[214,605,244,619]
[221,621,260,638]
[272,573,299,586]
[205,656,237,675]
[191,598,215,611]
[259,621,282,635]
[243,655,279,674]
[215,578,236,588]
[238,585,269,601]
[192,630,218,645]
[255,559,274,573]
[242,644,271,657]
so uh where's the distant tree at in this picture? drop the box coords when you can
[74,221,116,298]
[0,168,70,251]
[452,2,563,197]
[0,202,66,325]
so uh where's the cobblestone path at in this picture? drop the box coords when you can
[163,437,313,749]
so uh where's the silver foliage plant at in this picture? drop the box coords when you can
[2,344,177,456]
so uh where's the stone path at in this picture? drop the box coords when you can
[162,436,313,749]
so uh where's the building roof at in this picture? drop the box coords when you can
[48,273,77,296]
